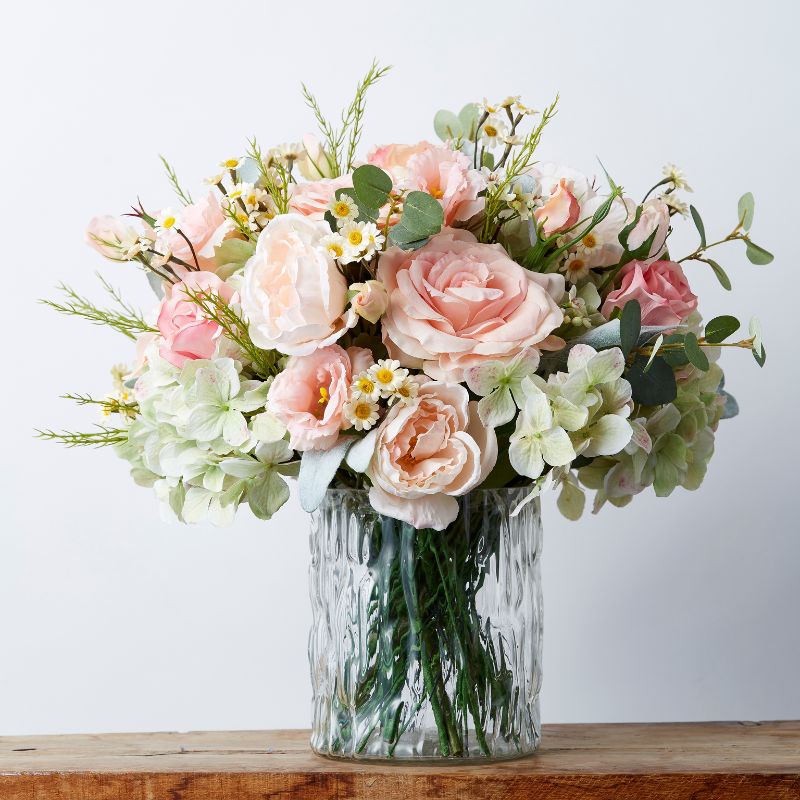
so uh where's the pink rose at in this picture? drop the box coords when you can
[370,142,485,225]
[289,175,352,220]
[377,228,565,382]
[159,193,231,275]
[534,178,580,237]
[602,259,698,327]
[349,279,389,324]
[365,381,498,530]
[156,271,237,368]
[267,344,361,452]
[240,214,355,356]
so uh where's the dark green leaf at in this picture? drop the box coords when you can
[627,355,677,405]
[351,164,392,210]
[689,205,706,248]
[388,223,430,250]
[400,190,444,237]
[704,315,740,344]
[753,344,767,367]
[433,109,463,141]
[738,192,754,230]
[684,332,710,371]
[620,300,641,356]
[660,333,689,367]
[745,241,774,265]
[706,259,732,290]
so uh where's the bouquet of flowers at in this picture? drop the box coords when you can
[40,63,774,760]
[41,64,771,530]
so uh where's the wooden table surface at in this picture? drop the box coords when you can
[1,722,798,799]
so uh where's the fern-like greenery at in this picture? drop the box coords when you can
[159,154,194,206]
[40,275,157,340]
[35,425,129,448]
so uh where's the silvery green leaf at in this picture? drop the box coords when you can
[433,109,463,141]
[237,156,262,184]
[248,471,290,520]
[745,241,774,265]
[351,164,392,210]
[720,390,739,419]
[298,436,356,512]
[146,270,165,298]
[738,192,754,230]
[458,103,480,139]
[214,238,255,273]
[345,430,378,473]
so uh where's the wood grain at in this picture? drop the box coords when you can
[1,722,798,799]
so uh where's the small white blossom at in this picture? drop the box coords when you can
[479,115,509,148]
[369,359,408,397]
[204,173,225,186]
[154,208,181,235]
[339,221,370,262]
[388,377,420,406]
[661,193,689,216]
[320,232,346,260]
[662,163,692,192]
[343,397,380,431]
[329,193,358,227]
[351,371,381,402]
[560,251,591,283]
[219,157,245,172]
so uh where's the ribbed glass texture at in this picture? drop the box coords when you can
[309,488,543,761]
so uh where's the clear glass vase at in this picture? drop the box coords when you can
[308,488,543,762]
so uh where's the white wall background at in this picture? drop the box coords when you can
[2,0,798,735]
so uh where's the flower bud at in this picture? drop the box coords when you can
[349,280,389,324]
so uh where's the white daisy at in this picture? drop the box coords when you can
[329,194,359,227]
[204,173,225,186]
[662,163,693,192]
[661,193,689,217]
[369,359,408,397]
[320,232,347,261]
[560,251,591,284]
[479,115,509,148]
[351,371,381,402]
[388,377,420,406]
[343,397,380,431]
[339,221,369,263]
[361,222,385,253]
[154,207,181,234]
[219,157,245,172]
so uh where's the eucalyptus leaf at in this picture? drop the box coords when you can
[689,205,706,248]
[146,270,165,298]
[626,355,678,405]
[643,334,664,373]
[684,332,709,371]
[214,238,255,275]
[745,241,774,265]
[459,103,480,139]
[351,164,392,211]
[704,315,740,344]
[753,344,767,367]
[298,435,356,513]
[400,190,445,237]
[719,390,739,419]
[433,109,463,141]
[706,259,732,291]
[620,300,641,356]
[659,333,689,367]
[738,192,755,230]
[388,223,430,250]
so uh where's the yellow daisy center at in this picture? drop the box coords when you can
[161,215,176,229]
[353,402,373,420]
[333,201,351,217]
[397,384,411,397]
[568,259,586,273]
[347,229,363,246]
[223,159,239,168]
[582,233,597,248]
[484,124,497,137]
[375,368,394,385]
[328,243,344,258]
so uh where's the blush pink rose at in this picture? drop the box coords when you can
[365,381,498,530]
[156,271,237,368]
[377,228,565,382]
[289,175,352,220]
[534,178,580,237]
[267,344,362,451]
[367,142,434,177]
[159,193,231,276]
[602,259,698,327]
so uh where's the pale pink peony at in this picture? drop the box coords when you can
[240,214,355,356]
[156,271,237,368]
[365,381,498,530]
[289,175,352,220]
[602,259,698,327]
[160,193,231,275]
[367,142,434,177]
[534,178,581,237]
[377,228,565,382]
[267,345,362,451]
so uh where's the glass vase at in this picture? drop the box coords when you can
[308,488,543,762]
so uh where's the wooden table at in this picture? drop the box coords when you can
[1,722,798,798]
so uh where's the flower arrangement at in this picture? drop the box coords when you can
[41,63,773,532]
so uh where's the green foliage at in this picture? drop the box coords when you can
[619,300,641,356]
[683,332,710,371]
[159,154,193,206]
[433,109,462,141]
[704,315,740,343]
[738,191,755,230]
[745,241,774,265]
[389,191,445,250]
[61,392,138,417]
[35,425,129,448]
[689,205,706,248]
[351,164,392,210]
[626,355,678,405]
[659,333,690,367]
[705,258,732,290]
[41,276,157,340]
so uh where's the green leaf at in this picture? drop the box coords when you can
[738,192,755,230]
[351,164,392,211]
[720,390,739,419]
[399,190,444,237]
[753,344,767,367]
[659,333,689,367]
[704,315,740,344]
[643,334,664,373]
[627,355,678,406]
[706,259,732,291]
[689,205,706,248]
[745,241,774,265]
[433,109,463,141]
[248,470,290,520]
[388,223,430,250]
[684,332,710,371]
[459,103,480,139]
[620,300,641,356]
